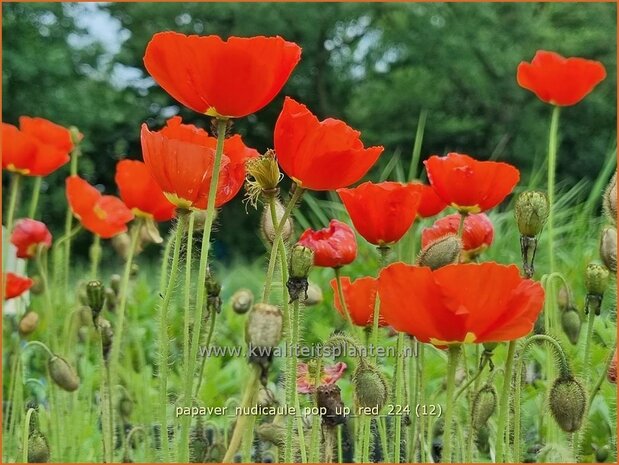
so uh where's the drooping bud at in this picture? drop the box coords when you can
[246,303,283,372]
[471,384,497,430]
[600,227,617,273]
[603,173,617,225]
[19,311,39,336]
[316,384,347,427]
[109,274,122,296]
[245,150,282,207]
[28,431,50,463]
[353,363,389,410]
[302,282,323,306]
[560,308,581,345]
[417,234,461,270]
[287,245,314,302]
[514,191,549,237]
[557,285,572,311]
[230,288,254,314]
[205,274,222,316]
[48,355,80,391]
[584,263,609,316]
[261,199,293,245]
[86,280,105,321]
[480,342,498,369]
[549,375,587,433]
[96,317,114,362]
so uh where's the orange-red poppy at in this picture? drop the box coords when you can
[144,32,301,118]
[409,182,448,218]
[10,219,53,259]
[330,276,385,327]
[297,361,347,394]
[274,97,384,190]
[66,176,134,239]
[297,219,357,268]
[115,160,176,222]
[2,117,73,176]
[338,182,421,246]
[4,272,34,300]
[424,153,519,213]
[141,116,258,210]
[517,51,606,106]
[422,213,494,261]
[378,262,544,346]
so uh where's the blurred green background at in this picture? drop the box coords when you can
[2,2,616,261]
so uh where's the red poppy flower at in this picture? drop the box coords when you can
[330,276,385,327]
[144,32,301,118]
[378,262,544,346]
[141,116,258,210]
[66,176,134,239]
[4,272,33,300]
[338,182,421,246]
[297,361,347,394]
[424,153,519,213]
[115,160,176,222]
[517,51,606,106]
[2,117,73,176]
[297,219,357,268]
[274,97,384,190]
[10,219,53,259]
[410,182,448,218]
[422,213,494,261]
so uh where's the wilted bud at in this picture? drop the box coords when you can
[600,227,617,273]
[514,191,549,237]
[417,234,461,270]
[246,303,283,371]
[19,311,39,336]
[261,199,293,245]
[471,384,497,430]
[140,218,163,245]
[585,263,609,297]
[28,431,50,463]
[48,355,80,391]
[316,384,347,427]
[560,308,581,345]
[302,282,323,306]
[603,173,617,225]
[86,280,105,319]
[287,245,314,302]
[549,375,586,432]
[231,288,254,314]
[353,363,388,410]
[109,274,122,296]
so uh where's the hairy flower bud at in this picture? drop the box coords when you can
[261,199,293,245]
[560,308,581,345]
[585,263,609,296]
[603,173,617,225]
[549,375,587,433]
[86,280,105,319]
[231,288,254,314]
[472,384,497,430]
[514,191,549,237]
[105,288,117,312]
[97,317,114,362]
[353,363,389,410]
[19,311,39,336]
[287,245,314,302]
[109,274,121,296]
[28,431,50,463]
[417,234,462,270]
[316,384,347,427]
[48,355,80,391]
[600,227,617,273]
[302,282,323,306]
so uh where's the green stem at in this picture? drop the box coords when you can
[582,309,596,386]
[22,408,35,463]
[63,144,80,298]
[28,176,42,219]
[408,338,418,462]
[589,344,616,406]
[99,335,114,463]
[35,251,56,349]
[285,299,302,462]
[179,117,228,462]
[393,332,406,463]
[334,267,355,330]
[442,344,461,463]
[408,108,428,181]
[89,234,101,279]
[495,340,516,463]
[417,344,427,463]
[546,105,560,275]
[183,213,195,372]
[3,173,22,280]
[454,363,486,402]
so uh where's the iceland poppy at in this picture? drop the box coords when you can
[66,176,134,239]
[144,32,301,118]
[410,182,448,218]
[141,116,259,210]
[517,51,606,106]
[10,219,53,259]
[330,276,384,327]
[4,272,34,300]
[422,213,494,261]
[274,97,384,190]
[297,219,357,268]
[115,160,176,222]
[338,182,421,246]
[297,361,347,394]
[378,262,544,346]
[424,153,519,213]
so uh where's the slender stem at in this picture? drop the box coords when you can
[378,416,390,462]
[157,216,187,461]
[454,364,486,402]
[99,335,114,463]
[334,267,355,329]
[442,344,461,463]
[582,309,596,386]
[63,144,80,297]
[285,300,302,462]
[408,338,418,462]
[179,117,228,462]
[183,213,195,372]
[546,105,560,275]
[22,408,36,463]
[23,340,55,359]
[393,332,406,463]
[28,176,42,219]
[408,108,428,181]
[589,344,616,405]
[35,251,56,349]
[89,234,101,279]
[337,425,343,463]
[494,340,516,463]
[3,173,22,283]
[417,344,427,463]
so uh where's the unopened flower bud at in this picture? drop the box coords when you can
[472,384,497,430]
[261,199,293,245]
[256,423,286,447]
[417,234,462,270]
[97,317,114,362]
[600,227,616,273]
[514,191,549,237]
[119,393,133,419]
[287,245,314,302]
[316,384,347,427]
[560,308,581,345]
[205,274,222,316]
[130,263,139,279]
[48,355,80,391]
[557,285,572,311]
[28,431,50,463]
[19,311,39,336]
[30,276,44,295]
[549,375,587,433]
[86,280,105,319]
[603,173,617,225]
[353,363,388,410]
[585,263,609,296]
[105,288,117,312]
[109,274,121,296]
[231,288,254,314]
[302,282,323,306]
[69,126,82,145]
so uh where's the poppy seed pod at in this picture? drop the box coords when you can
[560,308,581,345]
[19,311,39,336]
[353,363,389,410]
[28,431,50,463]
[585,263,610,296]
[471,384,497,430]
[417,234,462,270]
[600,227,617,273]
[48,355,80,391]
[246,304,283,349]
[549,375,587,432]
[86,280,105,319]
[261,199,293,245]
[316,384,347,427]
[231,288,254,314]
[603,173,616,225]
[514,191,549,237]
